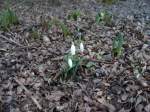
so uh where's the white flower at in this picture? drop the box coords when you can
[100,12,105,19]
[68,58,73,68]
[71,42,76,55]
[80,42,84,53]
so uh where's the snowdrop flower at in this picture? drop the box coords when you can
[80,42,84,53]
[68,58,73,68]
[71,42,76,55]
[100,12,105,19]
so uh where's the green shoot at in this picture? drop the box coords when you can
[60,42,94,81]
[59,21,70,37]
[49,18,70,37]
[0,1,19,30]
[131,58,147,79]
[29,28,40,40]
[95,10,112,26]
[112,33,124,58]
[68,10,81,21]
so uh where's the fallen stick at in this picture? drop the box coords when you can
[0,34,38,49]
[0,34,24,47]
[14,77,42,110]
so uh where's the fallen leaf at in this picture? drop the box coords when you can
[144,104,150,112]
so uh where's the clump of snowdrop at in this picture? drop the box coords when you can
[61,41,94,80]
[62,41,85,80]
[68,42,84,68]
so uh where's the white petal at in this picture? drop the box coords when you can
[100,12,105,19]
[68,58,73,68]
[71,42,76,55]
[80,42,84,53]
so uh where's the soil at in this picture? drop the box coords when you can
[0,0,150,112]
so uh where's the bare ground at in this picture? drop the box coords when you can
[0,0,150,112]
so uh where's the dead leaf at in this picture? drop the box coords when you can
[118,108,130,112]
[135,95,147,106]
[46,91,65,101]
[135,104,144,112]
[144,104,150,112]
[121,93,128,101]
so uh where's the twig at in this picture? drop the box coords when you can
[0,34,38,49]
[52,70,62,81]
[51,56,63,61]
[0,34,24,47]
[14,77,42,110]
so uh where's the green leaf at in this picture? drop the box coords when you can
[0,8,18,30]
[112,33,124,57]
[95,11,112,25]
[61,55,85,81]
[95,13,102,24]
[68,10,81,21]
[59,21,70,37]
[48,19,70,37]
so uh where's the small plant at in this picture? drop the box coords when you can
[95,10,112,26]
[132,62,147,80]
[61,41,95,81]
[61,42,84,80]
[0,8,19,30]
[49,18,70,37]
[41,19,50,32]
[68,10,81,21]
[112,33,124,58]
[0,1,18,30]
[29,28,40,40]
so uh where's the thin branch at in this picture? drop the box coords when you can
[14,77,42,110]
[0,34,24,47]
[0,34,38,49]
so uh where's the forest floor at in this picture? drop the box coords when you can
[0,0,150,112]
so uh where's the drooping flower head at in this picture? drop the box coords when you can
[71,42,76,55]
[68,58,73,68]
[80,42,84,53]
[100,12,105,19]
